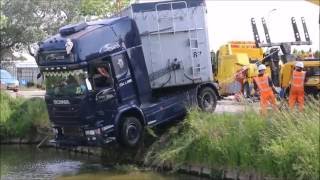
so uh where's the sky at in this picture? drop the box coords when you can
[206,0,319,51]
[138,0,319,52]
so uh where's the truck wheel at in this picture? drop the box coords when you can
[119,116,143,148]
[198,87,217,112]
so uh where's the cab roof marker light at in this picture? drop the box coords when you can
[56,67,61,70]
[63,67,67,69]
[59,22,88,36]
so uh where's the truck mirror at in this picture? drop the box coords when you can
[37,73,42,79]
[28,43,39,57]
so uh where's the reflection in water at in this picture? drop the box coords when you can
[0,145,203,180]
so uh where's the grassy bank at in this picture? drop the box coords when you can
[0,91,50,140]
[145,98,320,180]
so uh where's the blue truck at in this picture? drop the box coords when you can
[35,0,219,147]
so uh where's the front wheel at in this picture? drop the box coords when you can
[119,116,143,148]
[197,87,217,112]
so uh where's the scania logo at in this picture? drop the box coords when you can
[53,100,70,105]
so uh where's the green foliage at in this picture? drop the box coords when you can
[314,50,320,58]
[145,100,320,180]
[0,0,81,60]
[79,0,131,17]
[0,92,49,138]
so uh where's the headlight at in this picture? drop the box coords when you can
[85,130,95,135]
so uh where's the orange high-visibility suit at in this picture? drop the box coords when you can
[253,75,277,114]
[289,70,306,111]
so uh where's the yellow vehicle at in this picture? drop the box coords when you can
[280,58,320,96]
[214,41,270,96]
[214,16,318,97]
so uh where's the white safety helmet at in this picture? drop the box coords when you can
[295,61,304,68]
[258,64,267,71]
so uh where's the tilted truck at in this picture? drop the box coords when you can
[34,0,219,147]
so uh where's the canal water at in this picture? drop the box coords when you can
[0,145,204,180]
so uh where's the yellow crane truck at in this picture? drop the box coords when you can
[280,58,320,96]
[251,16,319,97]
[213,16,319,97]
[213,41,268,96]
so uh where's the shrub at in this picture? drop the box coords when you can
[145,99,320,180]
[0,92,49,138]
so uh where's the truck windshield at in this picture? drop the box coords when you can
[38,51,75,65]
[44,69,88,96]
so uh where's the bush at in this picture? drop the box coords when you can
[0,91,49,138]
[145,99,320,180]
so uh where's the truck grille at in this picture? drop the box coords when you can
[48,105,84,126]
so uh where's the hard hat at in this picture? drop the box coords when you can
[258,64,267,71]
[295,61,304,68]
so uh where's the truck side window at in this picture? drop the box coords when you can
[112,54,130,79]
[92,64,113,89]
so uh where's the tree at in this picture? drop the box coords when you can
[0,0,81,61]
[79,0,131,18]
[314,50,320,58]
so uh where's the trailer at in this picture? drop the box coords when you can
[117,0,212,88]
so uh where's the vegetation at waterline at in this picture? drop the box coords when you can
[145,98,320,180]
[0,92,49,139]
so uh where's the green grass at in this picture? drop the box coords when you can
[0,91,49,139]
[145,98,320,180]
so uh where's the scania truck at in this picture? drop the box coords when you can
[35,0,219,147]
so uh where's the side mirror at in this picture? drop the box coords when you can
[28,43,39,57]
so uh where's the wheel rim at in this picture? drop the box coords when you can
[126,122,139,144]
[201,92,214,111]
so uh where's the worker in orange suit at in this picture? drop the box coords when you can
[253,64,278,115]
[288,61,306,111]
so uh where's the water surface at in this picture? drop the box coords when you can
[0,145,204,180]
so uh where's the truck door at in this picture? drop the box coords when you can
[91,63,117,121]
[111,53,138,105]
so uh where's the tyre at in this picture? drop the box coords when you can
[197,87,217,112]
[119,116,143,148]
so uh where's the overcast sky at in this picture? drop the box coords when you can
[206,0,319,51]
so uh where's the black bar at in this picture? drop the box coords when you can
[251,18,261,47]
[301,17,311,42]
[291,17,301,42]
[261,17,271,44]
